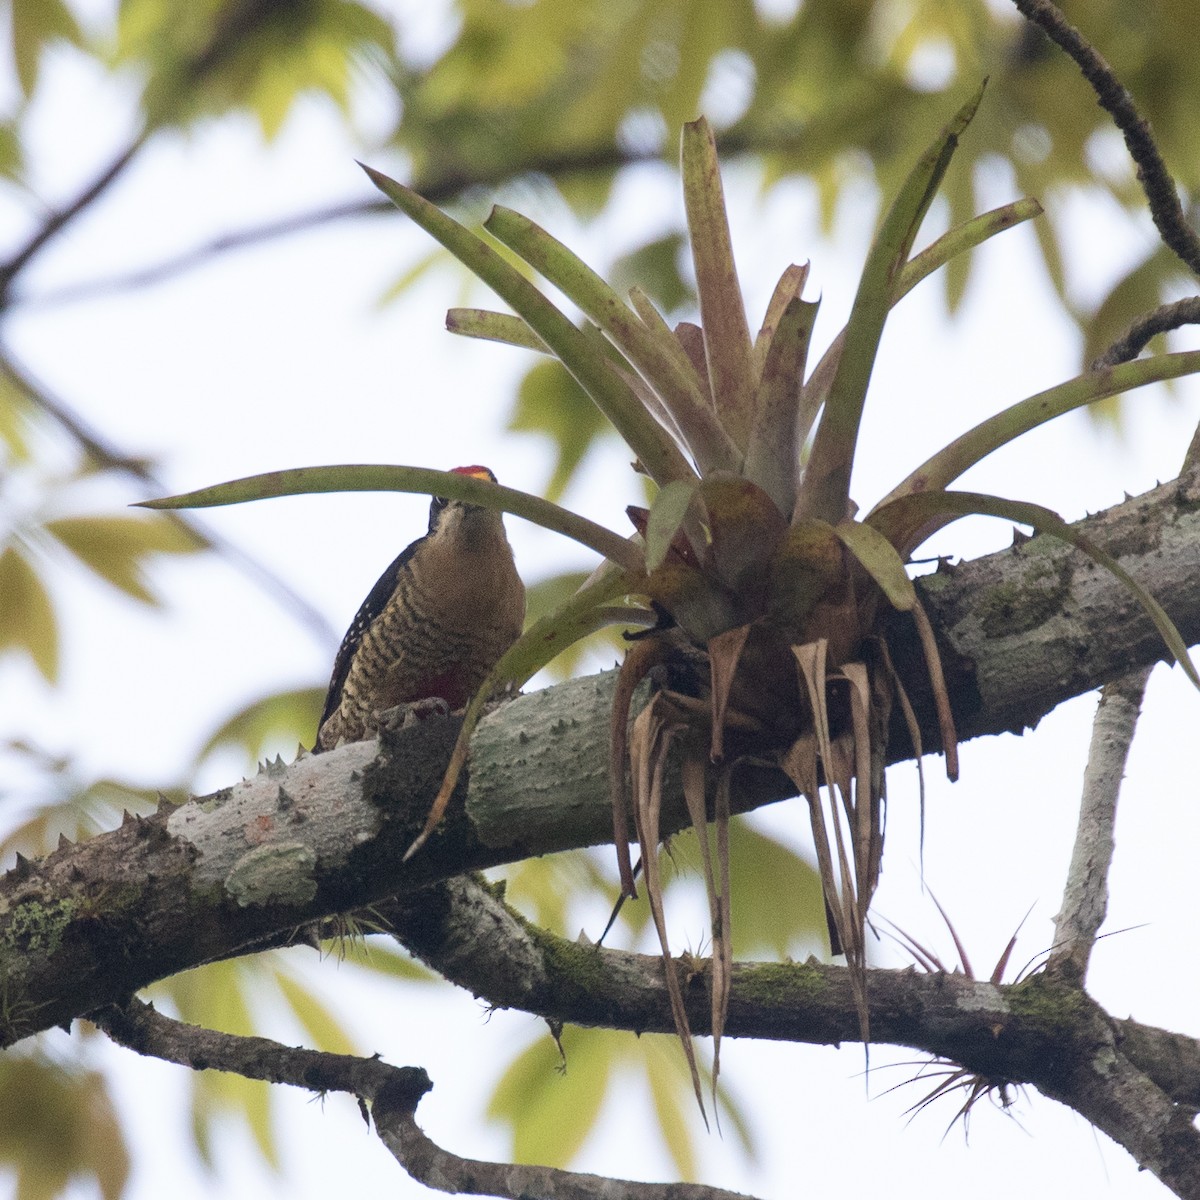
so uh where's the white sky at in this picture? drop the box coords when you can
[2,16,1199,1200]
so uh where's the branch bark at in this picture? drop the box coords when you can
[377,874,1200,1196]
[1048,666,1150,980]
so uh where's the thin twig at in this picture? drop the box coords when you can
[0,0,322,310]
[1048,665,1151,982]
[17,198,391,309]
[1011,0,1200,279]
[94,998,761,1200]
[0,131,150,306]
[1091,297,1200,369]
[2,353,337,646]
[18,121,807,310]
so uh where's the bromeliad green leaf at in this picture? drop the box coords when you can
[798,84,986,524]
[746,291,819,515]
[645,478,700,572]
[832,519,916,612]
[877,350,1200,513]
[445,308,547,352]
[867,489,1200,688]
[482,204,736,475]
[681,117,756,454]
[139,463,643,574]
[801,198,1043,434]
[361,164,695,488]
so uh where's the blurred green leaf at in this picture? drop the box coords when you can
[0,546,58,682]
[338,937,438,983]
[10,0,82,98]
[645,1035,699,1179]
[0,1052,129,1200]
[273,963,358,1056]
[152,958,281,1172]
[376,247,450,308]
[509,359,611,503]
[489,1023,754,1179]
[117,0,395,135]
[488,1026,614,1167]
[725,819,826,958]
[0,370,34,461]
[44,514,205,605]
[610,232,693,315]
[195,687,326,767]
[0,777,161,864]
[1082,245,1187,427]
[941,149,976,313]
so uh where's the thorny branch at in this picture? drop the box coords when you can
[373,876,1200,1197]
[94,998,760,1200]
[1011,0,1200,280]
[1093,298,1200,370]
[1047,666,1150,981]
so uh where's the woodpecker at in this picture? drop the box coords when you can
[314,466,525,753]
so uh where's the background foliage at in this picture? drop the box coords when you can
[1,1,1197,1196]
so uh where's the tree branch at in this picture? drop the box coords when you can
[378,874,1200,1193]
[4,471,1200,1044]
[0,133,149,307]
[94,998,761,1200]
[1092,298,1200,370]
[1051,667,1152,984]
[1048,666,1150,981]
[1011,0,1200,279]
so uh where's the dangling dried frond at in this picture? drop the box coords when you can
[877,636,926,871]
[911,596,959,781]
[610,633,674,898]
[706,623,752,762]
[629,694,708,1125]
[680,749,734,1118]
[786,639,895,1043]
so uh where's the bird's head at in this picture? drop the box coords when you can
[427,465,503,543]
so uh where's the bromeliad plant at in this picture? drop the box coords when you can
[148,86,1200,1116]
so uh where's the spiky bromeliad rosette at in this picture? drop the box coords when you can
[149,86,1200,1117]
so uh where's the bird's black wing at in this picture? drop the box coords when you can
[317,535,428,734]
